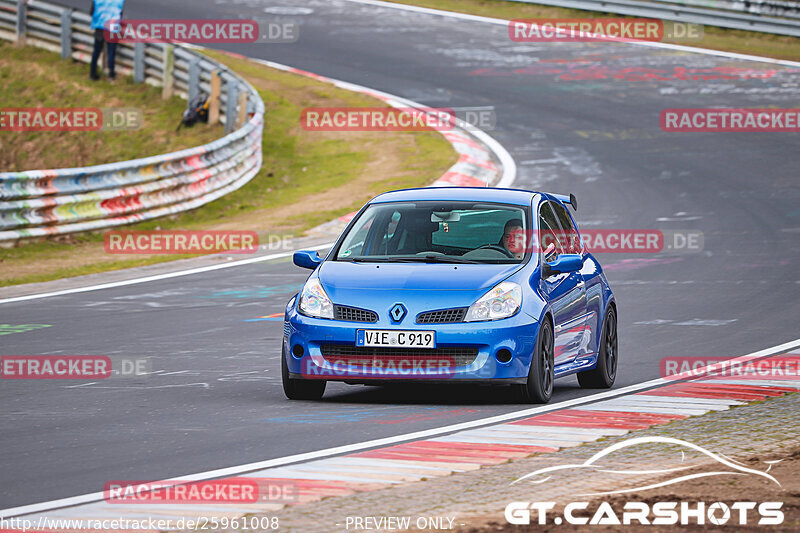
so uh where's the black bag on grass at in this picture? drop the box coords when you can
[177,93,210,131]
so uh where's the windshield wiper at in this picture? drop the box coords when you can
[397,255,480,264]
[344,257,395,263]
[343,255,479,264]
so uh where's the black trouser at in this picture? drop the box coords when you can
[90,28,117,78]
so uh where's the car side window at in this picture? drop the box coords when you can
[550,201,581,254]
[338,211,377,258]
[538,201,562,263]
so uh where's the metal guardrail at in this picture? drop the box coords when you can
[661,0,800,20]
[510,0,800,35]
[0,0,265,243]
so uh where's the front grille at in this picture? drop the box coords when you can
[283,321,292,338]
[320,344,478,367]
[417,307,467,324]
[334,305,378,323]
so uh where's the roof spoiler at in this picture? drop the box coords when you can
[552,193,578,212]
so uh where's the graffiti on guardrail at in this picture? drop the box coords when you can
[0,0,266,243]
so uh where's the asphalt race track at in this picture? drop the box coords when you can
[2,0,799,511]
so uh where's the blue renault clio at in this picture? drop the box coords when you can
[282,187,617,403]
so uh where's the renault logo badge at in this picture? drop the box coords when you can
[389,303,407,322]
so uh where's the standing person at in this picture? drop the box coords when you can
[89,0,125,81]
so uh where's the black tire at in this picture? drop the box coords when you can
[515,319,554,403]
[281,346,326,400]
[578,306,618,389]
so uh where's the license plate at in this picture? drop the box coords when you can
[356,329,436,348]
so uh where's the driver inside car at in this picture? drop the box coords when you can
[500,219,525,260]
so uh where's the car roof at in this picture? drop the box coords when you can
[370,187,543,206]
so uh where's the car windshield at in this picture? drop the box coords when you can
[334,201,531,264]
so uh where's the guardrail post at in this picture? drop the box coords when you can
[60,8,72,59]
[237,91,249,128]
[209,70,221,125]
[133,43,145,83]
[15,0,27,46]
[188,57,200,101]
[161,44,174,99]
[225,79,238,133]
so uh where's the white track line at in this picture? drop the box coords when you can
[0,243,333,305]
[3,337,799,519]
[630,395,744,405]
[698,379,800,388]
[341,0,800,67]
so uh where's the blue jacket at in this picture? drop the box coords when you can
[91,0,125,30]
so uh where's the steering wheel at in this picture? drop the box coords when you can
[476,244,514,258]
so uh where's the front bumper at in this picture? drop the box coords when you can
[284,305,540,382]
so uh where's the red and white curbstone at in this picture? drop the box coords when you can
[10,352,798,523]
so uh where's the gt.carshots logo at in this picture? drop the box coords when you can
[504,501,783,526]
[505,437,785,526]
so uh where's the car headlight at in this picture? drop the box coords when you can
[298,278,334,319]
[465,281,522,322]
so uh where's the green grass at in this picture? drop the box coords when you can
[0,48,457,287]
[0,42,224,170]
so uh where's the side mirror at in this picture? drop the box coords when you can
[293,250,322,270]
[542,254,583,278]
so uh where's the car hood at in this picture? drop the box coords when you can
[318,261,521,292]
